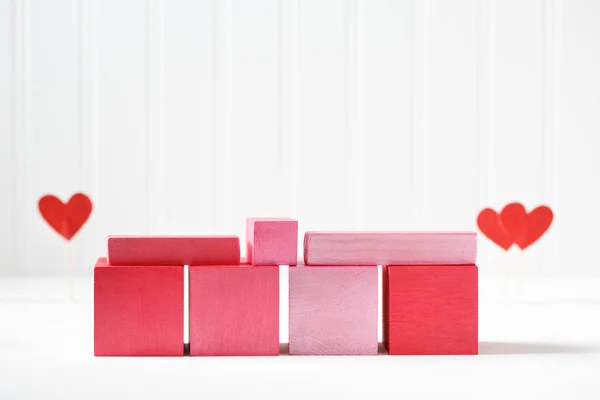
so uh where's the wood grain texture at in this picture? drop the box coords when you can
[107,236,240,266]
[289,265,378,355]
[384,264,478,355]
[304,231,477,266]
[94,258,184,356]
[189,265,279,356]
[246,218,298,265]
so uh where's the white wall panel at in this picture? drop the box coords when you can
[78,0,98,275]
[427,0,479,232]
[362,0,412,231]
[0,0,15,273]
[558,0,600,277]
[20,0,83,275]
[492,0,546,276]
[1,0,599,276]
[94,1,149,248]
[230,0,284,244]
[296,0,349,238]
[158,0,215,235]
[13,0,31,277]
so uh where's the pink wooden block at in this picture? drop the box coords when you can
[304,231,477,266]
[289,265,378,355]
[246,218,298,265]
[189,265,279,356]
[107,235,240,266]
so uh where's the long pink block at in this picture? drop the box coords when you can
[189,265,279,356]
[304,231,477,266]
[107,236,240,266]
[246,218,298,265]
[289,265,378,355]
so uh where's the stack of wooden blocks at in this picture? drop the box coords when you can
[94,217,478,356]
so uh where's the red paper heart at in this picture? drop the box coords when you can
[477,208,514,250]
[499,203,528,248]
[522,206,553,249]
[500,203,553,250]
[478,203,554,251]
[38,193,93,240]
[500,203,554,250]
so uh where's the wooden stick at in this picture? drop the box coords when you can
[503,250,510,301]
[66,240,74,301]
[516,249,525,302]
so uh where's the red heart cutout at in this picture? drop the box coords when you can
[38,193,93,240]
[477,208,514,250]
[499,203,527,248]
[500,202,553,250]
[521,205,553,250]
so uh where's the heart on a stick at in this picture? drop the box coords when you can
[477,202,553,250]
[38,193,93,240]
[477,208,513,250]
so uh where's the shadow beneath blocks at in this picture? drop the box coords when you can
[278,343,388,356]
[279,343,290,355]
[378,343,389,355]
[0,298,88,304]
[479,341,600,355]
[516,299,600,306]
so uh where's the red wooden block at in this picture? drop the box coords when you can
[94,258,184,356]
[304,231,477,266]
[189,265,279,356]
[383,264,478,355]
[246,218,298,265]
[107,235,240,266]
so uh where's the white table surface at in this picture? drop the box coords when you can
[1,276,600,400]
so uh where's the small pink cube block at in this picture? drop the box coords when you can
[246,217,298,266]
[289,265,378,355]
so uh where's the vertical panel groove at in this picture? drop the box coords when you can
[78,0,84,191]
[79,0,87,270]
[147,0,165,233]
[79,0,99,266]
[476,0,485,208]
[290,0,298,220]
[408,0,415,228]
[213,0,233,233]
[344,0,352,228]
[92,13,99,211]
[212,0,218,230]
[277,0,284,169]
[552,0,561,276]
[8,0,18,274]
[542,0,561,275]
[88,0,99,204]
[281,0,299,219]
[477,0,495,208]
[488,0,495,204]
[14,0,30,273]
[345,0,364,229]
[410,0,430,228]
[355,0,365,229]
[481,0,495,206]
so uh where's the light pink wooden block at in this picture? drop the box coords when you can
[304,231,477,266]
[289,265,378,355]
[246,218,298,266]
